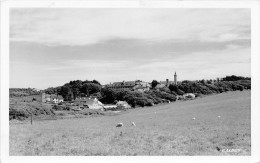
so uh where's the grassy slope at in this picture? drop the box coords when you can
[9,91,251,156]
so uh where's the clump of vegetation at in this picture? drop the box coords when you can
[44,80,101,101]
[9,91,251,156]
[99,89,176,107]
[167,77,250,96]
[9,99,55,120]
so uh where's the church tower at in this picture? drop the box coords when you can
[174,71,177,85]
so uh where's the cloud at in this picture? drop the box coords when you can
[10,8,250,46]
[9,8,251,89]
[43,60,131,71]
[10,37,251,66]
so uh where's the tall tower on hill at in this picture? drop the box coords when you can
[174,71,177,85]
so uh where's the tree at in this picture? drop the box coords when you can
[115,90,130,101]
[72,87,80,100]
[60,86,69,100]
[169,84,178,92]
[176,89,185,95]
[206,80,212,84]
[151,80,159,88]
[238,85,244,91]
[67,87,74,101]
[201,79,206,84]
[92,79,101,85]
[223,75,247,81]
[44,87,57,94]
[81,83,101,95]
[100,88,117,104]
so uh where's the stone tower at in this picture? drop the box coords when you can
[174,71,177,85]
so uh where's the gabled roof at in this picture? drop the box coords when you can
[112,82,122,85]
[116,101,129,105]
[124,81,135,86]
[75,97,101,106]
[111,81,135,86]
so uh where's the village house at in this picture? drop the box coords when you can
[105,81,136,91]
[133,81,151,92]
[42,93,64,104]
[74,97,104,110]
[116,101,131,110]
[105,80,151,92]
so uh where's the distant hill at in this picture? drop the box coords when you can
[9,88,41,97]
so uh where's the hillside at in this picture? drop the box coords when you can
[9,88,41,97]
[9,75,251,121]
[40,75,251,108]
[9,90,251,155]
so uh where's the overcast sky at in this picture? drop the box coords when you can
[10,8,251,89]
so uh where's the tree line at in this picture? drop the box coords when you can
[42,75,251,108]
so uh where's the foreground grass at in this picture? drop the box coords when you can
[10,91,251,155]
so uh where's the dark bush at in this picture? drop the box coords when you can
[176,89,185,95]
[238,85,244,91]
[9,108,30,120]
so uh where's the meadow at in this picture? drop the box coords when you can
[9,90,251,156]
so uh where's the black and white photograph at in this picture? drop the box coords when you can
[1,0,260,162]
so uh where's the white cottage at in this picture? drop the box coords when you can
[74,97,104,110]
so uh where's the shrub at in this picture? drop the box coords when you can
[176,89,185,95]
[9,108,30,120]
[148,90,176,102]
[159,87,171,93]
[238,85,244,91]
[169,84,178,92]
[9,102,55,121]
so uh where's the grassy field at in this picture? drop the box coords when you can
[9,90,251,156]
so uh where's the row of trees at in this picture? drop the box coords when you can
[44,80,101,101]
[99,77,250,107]
[43,75,251,107]
[167,80,250,95]
[99,88,177,107]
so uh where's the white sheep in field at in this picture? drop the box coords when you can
[217,116,221,118]
[116,123,123,127]
[192,117,196,120]
[131,122,136,127]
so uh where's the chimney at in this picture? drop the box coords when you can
[166,79,169,86]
